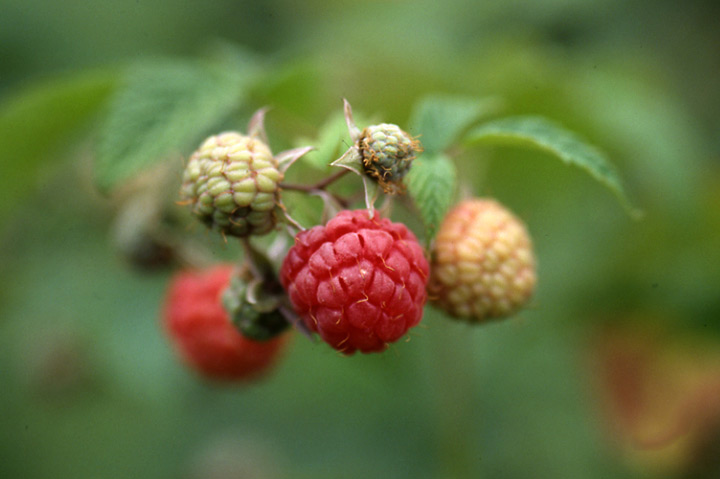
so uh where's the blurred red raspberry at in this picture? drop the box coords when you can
[280,210,429,354]
[163,265,287,381]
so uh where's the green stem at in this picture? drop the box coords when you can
[239,238,274,281]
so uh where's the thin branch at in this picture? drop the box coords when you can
[279,169,350,193]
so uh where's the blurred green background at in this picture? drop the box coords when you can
[2,1,720,478]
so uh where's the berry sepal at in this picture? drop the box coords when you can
[329,100,379,215]
[221,266,289,341]
[222,240,315,341]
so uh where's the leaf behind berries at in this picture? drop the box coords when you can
[298,109,373,171]
[94,59,254,193]
[0,69,117,226]
[465,116,642,218]
[409,95,502,156]
[406,154,457,244]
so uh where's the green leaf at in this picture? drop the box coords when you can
[94,59,252,192]
[297,111,351,171]
[409,95,501,155]
[0,69,117,226]
[465,116,641,217]
[406,154,457,243]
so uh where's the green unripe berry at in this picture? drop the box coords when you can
[358,123,420,194]
[221,266,289,341]
[181,132,282,237]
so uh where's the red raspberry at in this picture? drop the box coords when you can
[280,210,429,354]
[163,265,287,381]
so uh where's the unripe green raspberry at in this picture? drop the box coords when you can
[429,198,536,321]
[181,132,282,237]
[359,123,420,194]
[221,266,289,341]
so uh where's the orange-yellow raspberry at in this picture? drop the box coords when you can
[429,198,536,321]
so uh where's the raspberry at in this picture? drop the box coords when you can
[280,210,429,354]
[333,102,422,209]
[163,265,287,381]
[181,132,282,237]
[429,198,536,321]
[221,265,289,341]
[359,123,420,194]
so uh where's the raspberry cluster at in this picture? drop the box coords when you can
[157,103,541,385]
[280,210,429,354]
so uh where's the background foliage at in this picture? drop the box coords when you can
[2,1,720,478]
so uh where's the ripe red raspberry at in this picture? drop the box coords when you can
[280,210,429,354]
[163,265,287,381]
